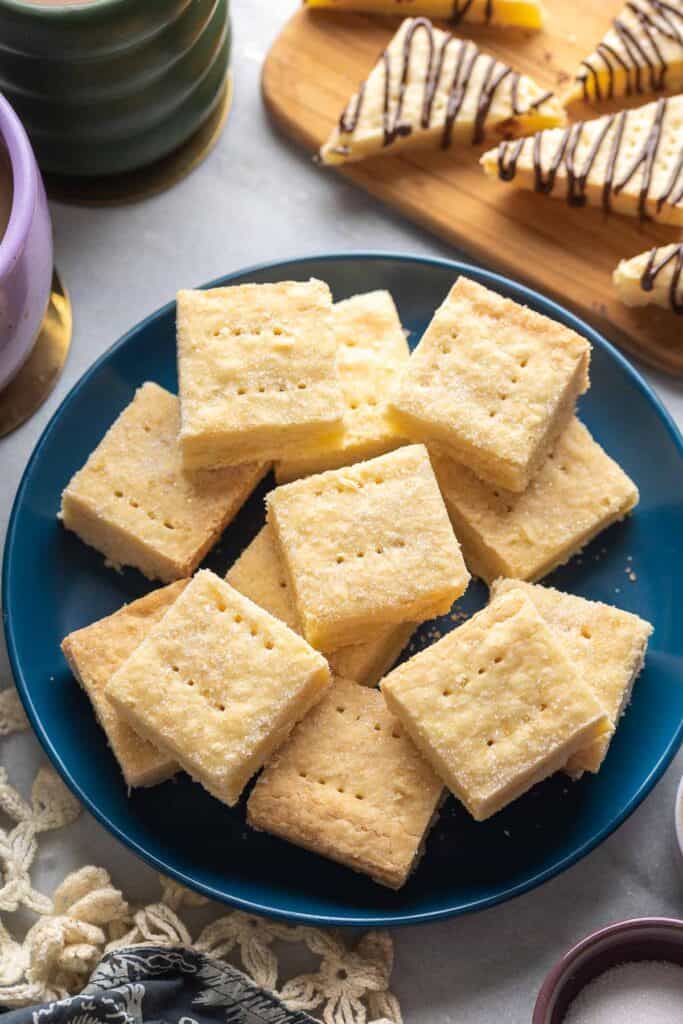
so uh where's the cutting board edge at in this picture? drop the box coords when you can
[261,18,683,376]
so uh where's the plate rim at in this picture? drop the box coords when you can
[4,250,683,927]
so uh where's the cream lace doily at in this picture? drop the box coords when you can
[0,684,401,1024]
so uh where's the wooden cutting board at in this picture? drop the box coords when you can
[262,4,683,374]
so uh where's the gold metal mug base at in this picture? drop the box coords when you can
[0,270,72,438]
[43,72,233,207]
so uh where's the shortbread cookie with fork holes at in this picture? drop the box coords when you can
[567,1,683,105]
[320,17,564,164]
[248,677,444,889]
[381,590,609,820]
[481,96,683,226]
[431,418,638,583]
[490,579,653,777]
[389,277,590,492]
[106,570,331,806]
[227,524,416,685]
[177,281,344,470]
[614,244,683,314]
[267,445,469,651]
[60,383,268,582]
[305,0,546,28]
[276,290,409,482]
[61,581,188,788]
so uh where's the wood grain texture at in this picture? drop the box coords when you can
[262,4,683,374]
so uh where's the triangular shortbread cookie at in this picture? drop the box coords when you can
[481,95,683,225]
[305,0,545,29]
[614,243,683,311]
[319,17,564,165]
[568,0,683,104]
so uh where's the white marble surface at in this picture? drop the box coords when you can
[1,1,682,1019]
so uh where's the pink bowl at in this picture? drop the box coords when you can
[0,93,53,391]
[533,917,683,1023]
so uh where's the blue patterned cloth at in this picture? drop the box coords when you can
[1,946,316,1024]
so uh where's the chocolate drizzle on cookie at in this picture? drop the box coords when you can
[496,97,683,220]
[451,0,494,23]
[576,0,683,100]
[339,82,366,134]
[641,243,683,311]
[337,17,554,150]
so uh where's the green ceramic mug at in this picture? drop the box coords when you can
[0,0,230,177]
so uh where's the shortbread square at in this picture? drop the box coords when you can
[248,677,444,889]
[60,383,268,583]
[431,418,639,584]
[275,291,409,482]
[267,445,469,651]
[227,525,416,687]
[381,590,608,821]
[177,280,345,470]
[389,277,591,492]
[106,570,331,806]
[491,579,653,777]
[61,582,187,788]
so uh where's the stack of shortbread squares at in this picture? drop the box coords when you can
[59,277,652,890]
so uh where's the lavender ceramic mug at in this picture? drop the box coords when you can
[0,92,53,391]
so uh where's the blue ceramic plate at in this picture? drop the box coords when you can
[4,254,683,926]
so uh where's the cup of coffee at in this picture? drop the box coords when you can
[0,0,230,177]
[0,93,53,391]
